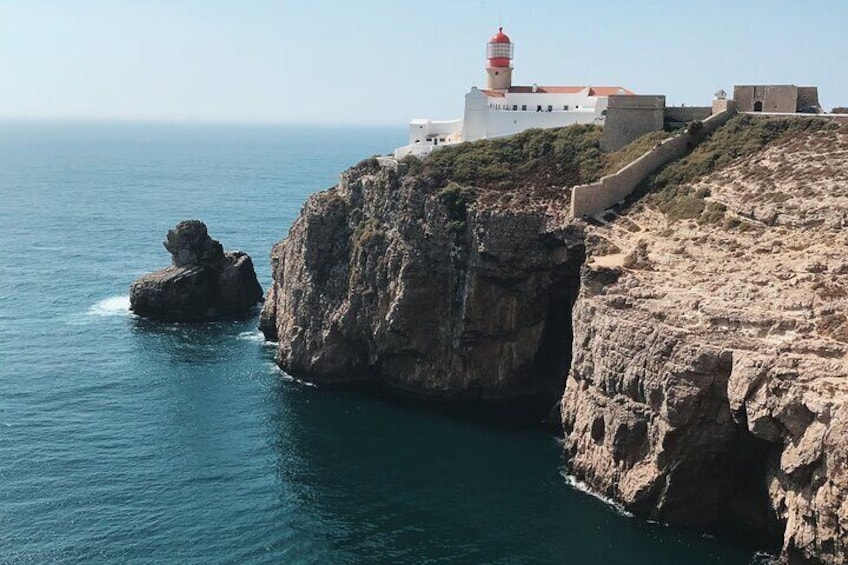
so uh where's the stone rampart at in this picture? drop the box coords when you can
[571,106,737,218]
[601,95,666,152]
[664,106,712,124]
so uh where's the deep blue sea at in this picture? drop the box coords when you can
[0,122,772,564]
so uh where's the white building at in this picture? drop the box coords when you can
[394,28,633,159]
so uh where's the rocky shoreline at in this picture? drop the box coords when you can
[261,120,848,564]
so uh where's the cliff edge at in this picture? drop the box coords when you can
[563,117,848,563]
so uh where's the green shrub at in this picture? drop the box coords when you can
[687,120,704,136]
[699,201,727,225]
[400,154,423,176]
[662,196,705,222]
[439,182,477,236]
[417,125,605,190]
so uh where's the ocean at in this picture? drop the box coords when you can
[0,122,772,564]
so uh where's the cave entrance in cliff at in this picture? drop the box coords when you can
[719,419,784,551]
[532,246,586,421]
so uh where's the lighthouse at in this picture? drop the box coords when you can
[486,27,514,91]
[394,27,635,158]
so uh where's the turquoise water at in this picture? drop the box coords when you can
[0,122,771,564]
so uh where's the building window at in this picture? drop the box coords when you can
[536,105,542,112]
[547,105,553,112]
[563,105,569,111]
[512,105,517,111]
[521,105,527,111]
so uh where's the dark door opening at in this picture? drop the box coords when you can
[753,100,763,112]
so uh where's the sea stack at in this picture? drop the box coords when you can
[130,220,263,321]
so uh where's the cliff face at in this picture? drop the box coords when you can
[260,158,585,400]
[263,119,848,564]
[563,119,848,563]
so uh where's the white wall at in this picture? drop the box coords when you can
[498,91,598,112]
[407,119,462,145]
[482,108,602,138]
[463,88,490,142]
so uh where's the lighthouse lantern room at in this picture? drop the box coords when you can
[486,27,513,91]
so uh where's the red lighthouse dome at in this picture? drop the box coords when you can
[490,27,511,44]
[486,27,513,68]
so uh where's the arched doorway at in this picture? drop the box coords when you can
[753,100,763,112]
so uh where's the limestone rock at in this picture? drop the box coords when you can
[263,121,848,564]
[566,122,848,564]
[261,159,585,400]
[130,220,263,321]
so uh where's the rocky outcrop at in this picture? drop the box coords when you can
[563,120,848,563]
[260,158,585,400]
[263,119,848,563]
[131,220,263,321]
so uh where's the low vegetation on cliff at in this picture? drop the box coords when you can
[398,125,679,214]
[642,115,840,223]
[405,124,605,191]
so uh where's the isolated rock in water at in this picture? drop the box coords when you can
[164,220,225,268]
[130,220,263,321]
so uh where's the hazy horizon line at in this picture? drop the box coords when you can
[0,116,409,128]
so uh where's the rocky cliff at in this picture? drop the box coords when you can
[262,118,848,563]
[259,126,599,400]
[563,117,848,563]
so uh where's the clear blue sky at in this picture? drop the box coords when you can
[2,0,846,124]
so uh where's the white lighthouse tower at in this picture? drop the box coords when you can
[486,27,514,91]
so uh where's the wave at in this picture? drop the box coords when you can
[88,295,132,317]
[238,330,273,345]
[750,552,777,565]
[269,362,317,387]
[559,470,633,518]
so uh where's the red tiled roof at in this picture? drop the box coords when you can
[508,86,584,94]
[587,86,635,96]
[481,86,634,97]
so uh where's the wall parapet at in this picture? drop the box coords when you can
[571,105,737,218]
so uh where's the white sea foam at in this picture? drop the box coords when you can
[238,330,273,345]
[88,295,132,317]
[268,362,317,387]
[750,551,777,565]
[560,470,633,517]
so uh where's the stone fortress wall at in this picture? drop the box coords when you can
[663,106,713,124]
[599,95,666,152]
[734,85,821,113]
[571,102,737,218]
